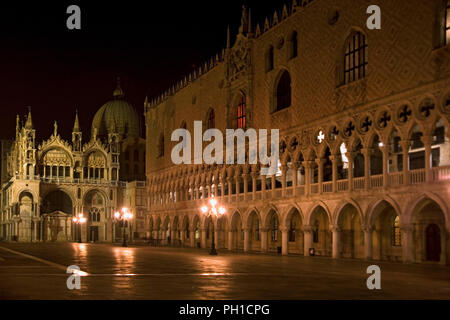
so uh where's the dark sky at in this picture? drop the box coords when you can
[0,0,290,142]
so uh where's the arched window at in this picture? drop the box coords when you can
[344,31,368,84]
[392,216,401,246]
[207,108,215,129]
[266,46,274,72]
[134,150,139,162]
[290,31,298,59]
[125,149,130,161]
[235,94,246,129]
[158,133,164,158]
[275,70,292,111]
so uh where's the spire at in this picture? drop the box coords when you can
[25,107,33,129]
[239,5,249,35]
[16,114,20,137]
[113,76,124,98]
[226,25,231,48]
[73,109,80,132]
[53,121,58,137]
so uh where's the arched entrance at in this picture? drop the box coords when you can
[285,208,303,254]
[84,190,106,242]
[247,211,261,251]
[265,210,281,253]
[412,199,447,264]
[337,204,363,259]
[41,190,73,242]
[18,191,34,241]
[230,212,244,250]
[216,216,228,249]
[371,200,402,262]
[309,206,331,256]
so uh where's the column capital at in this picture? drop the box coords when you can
[362,225,374,233]
[315,158,326,165]
[302,225,313,233]
[420,135,433,146]
[330,225,341,233]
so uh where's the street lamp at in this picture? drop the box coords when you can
[201,196,226,255]
[72,213,86,243]
[114,207,133,247]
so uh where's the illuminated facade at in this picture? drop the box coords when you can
[145,0,450,264]
[0,81,147,242]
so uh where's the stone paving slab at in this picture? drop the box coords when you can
[0,243,449,300]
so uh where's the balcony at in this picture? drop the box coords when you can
[150,165,450,210]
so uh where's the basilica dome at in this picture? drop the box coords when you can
[91,80,140,139]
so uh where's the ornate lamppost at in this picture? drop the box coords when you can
[201,196,226,255]
[72,213,86,243]
[114,207,133,247]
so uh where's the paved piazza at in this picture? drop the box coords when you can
[0,243,449,300]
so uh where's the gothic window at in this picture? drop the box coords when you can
[134,150,139,162]
[392,216,401,246]
[344,31,368,84]
[125,149,130,161]
[158,133,165,158]
[236,95,247,129]
[266,45,274,72]
[275,70,292,112]
[289,31,298,59]
[207,108,215,129]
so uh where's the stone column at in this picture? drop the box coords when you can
[331,225,341,259]
[330,155,338,193]
[316,158,324,194]
[235,176,240,201]
[227,178,232,203]
[421,135,433,182]
[271,175,276,198]
[251,172,257,200]
[243,228,250,252]
[380,145,389,188]
[243,174,248,201]
[261,175,266,199]
[303,225,313,256]
[303,161,311,196]
[346,152,354,192]
[281,227,289,255]
[292,163,298,196]
[400,140,410,185]
[361,148,371,190]
[228,230,233,250]
[190,230,195,247]
[260,228,268,253]
[363,226,373,260]
[281,165,287,197]
[201,228,207,248]
[180,230,186,245]
[401,225,415,263]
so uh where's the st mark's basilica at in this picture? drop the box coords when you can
[0,80,147,243]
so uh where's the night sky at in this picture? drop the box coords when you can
[0,1,290,142]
